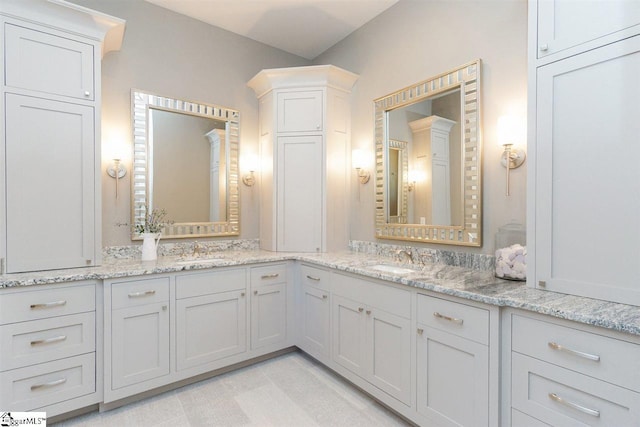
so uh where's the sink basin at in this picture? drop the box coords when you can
[368,264,417,275]
[175,257,224,265]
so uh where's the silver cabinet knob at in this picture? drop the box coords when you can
[84,91,91,97]
[539,43,549,52]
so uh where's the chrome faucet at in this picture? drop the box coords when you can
[192,241,201,257]
[396,249,413,264]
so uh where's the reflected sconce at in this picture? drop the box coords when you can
[497,115,526,196]
[352,149,370,184]
[242,154,258,187]
[106,143,127,199]
[407,170,424,192]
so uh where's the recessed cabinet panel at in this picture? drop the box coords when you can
[332,295,366,377]
[177,290,247,370]
[535,37,640,304]
[5,94,95,273]
[111,302,170,390]
[4,23,95,100]
[276,135,322,252]
[299,284,330,360]
[537,0,640,60]
[277,91,323,133]
[251,283,287,350]
[417,327,489,426]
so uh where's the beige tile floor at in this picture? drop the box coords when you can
[53,351,413,426]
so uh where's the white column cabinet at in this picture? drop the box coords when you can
[0,3,125,273]
[248,65,358,252]
[528,1,640,305]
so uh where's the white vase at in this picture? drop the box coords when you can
[141,233,161,261]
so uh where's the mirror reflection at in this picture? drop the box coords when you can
[131,91,240,239]
[387,89,462,226]
[374,60,482,246]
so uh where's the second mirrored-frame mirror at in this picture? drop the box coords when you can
[131,90,240,239]
[374,60,482,246]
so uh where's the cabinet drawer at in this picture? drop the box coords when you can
[512,314,640,392]
[512,352,640,426]
[0,353,95,411]
[111,277,169,309]
[176,268,246,299]
[417,295,488,345]
[0,312,95,371]
[251,264,287,287]
[300,264,331,289]
[4,23,95,100]
[334,274,410,318]
[0,284,95,325]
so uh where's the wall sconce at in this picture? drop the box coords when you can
[241,153,258,187]
[106,158,127,199]
[407,170,424,192]
[497,115,526,196]
[352,149,370,184]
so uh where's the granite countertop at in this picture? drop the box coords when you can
[1,250,639,336]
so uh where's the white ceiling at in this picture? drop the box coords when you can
[144,0,399,60]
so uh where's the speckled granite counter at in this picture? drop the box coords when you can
[1,250,639,336]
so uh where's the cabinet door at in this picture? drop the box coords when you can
[111,302,169,390]
[332,295,366,377]
[299,284,330,361]
[5,94,95,273]
[534,37,640,305]
[536,0,640,60]
[417,326,489,427]
[366,308,411,405]
[177,290,247,371]
[4,23,95,100]
[251,283,287,350]
[277,90,323,132]
[276,135,322,252]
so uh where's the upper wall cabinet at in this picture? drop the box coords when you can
[534,0,640,63]
[248,65,358,253]
[528,1,640,305]
[0,1,125,273]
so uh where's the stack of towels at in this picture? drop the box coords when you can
[495,244,526,280]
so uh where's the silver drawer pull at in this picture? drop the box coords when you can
[30,300,67,309]
[548,342,600,362]
[306,275,321,281]
[261,273,279,279]
[322,294,328,299]
[128,290,156,298]
[549,393,600,417]
[31,335,67,346]
[31,377,67,391]
[433,312,463,325]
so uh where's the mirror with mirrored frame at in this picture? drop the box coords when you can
[131,90,240,239]
[374,60,482,246]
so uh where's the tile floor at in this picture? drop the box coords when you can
[53,351,413,426]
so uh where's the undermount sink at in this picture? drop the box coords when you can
[175,257,224,265]
[368,264,417,275]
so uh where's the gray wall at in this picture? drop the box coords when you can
[71,0,310,245]
[314,0,528,254]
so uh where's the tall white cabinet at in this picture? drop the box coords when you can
[528,0,640,305]
[0,0,125,273]
[247,65,358,252]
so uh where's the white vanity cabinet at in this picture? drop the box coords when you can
[0,2,124,273]
[331,273,412,406]
[176,269,247,372]
[506,310,640,426]
[247,65,358,253]
[250,263,289,350]
[528,2,640,305]
[107,277,170,398]
[534,0,640,63]
[0,282,98,417]
[297,264,332,363]
[415,295,490,427]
